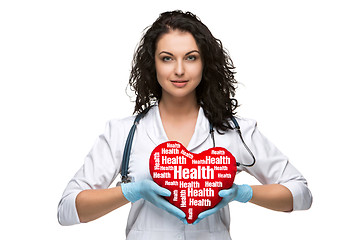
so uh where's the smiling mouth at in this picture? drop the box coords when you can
[170,80,189,83]
[170,80,189,88]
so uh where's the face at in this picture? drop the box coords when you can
[155,29,203,101]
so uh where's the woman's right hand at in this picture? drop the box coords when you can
[121,179,187,223]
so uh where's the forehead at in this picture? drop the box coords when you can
[155,29,199,53]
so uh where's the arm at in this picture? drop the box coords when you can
[75,180,187,224]
[239,119,312,211]
[75,186,129,223]
[58,119,187,226]
[250,184,293,212]
[194,119,312,224]
[58,120,125,226]
[194,183,293,224]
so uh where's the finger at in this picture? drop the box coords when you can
[156,187,171,197]
[150,181,171,197]
[156,198,186,219]
[192,218,202,225]
[181,218,188,225]
[197,207,218,220]
[219,184,237,197]
[197,198,229,220]
[218,188,234,198]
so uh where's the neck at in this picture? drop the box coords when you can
[158,94,199,119]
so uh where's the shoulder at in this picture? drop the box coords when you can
[102,115,136,140]
[231,116,258,133]
[104,105,158,137]
[107,115,136,129]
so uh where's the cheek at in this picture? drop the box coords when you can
[155,62,172,81]
[189,63,203,81]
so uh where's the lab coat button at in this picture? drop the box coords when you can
[176,234,182,239]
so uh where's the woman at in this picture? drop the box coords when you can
[58,10,312,239]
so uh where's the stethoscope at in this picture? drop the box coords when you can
[120,106,256,183]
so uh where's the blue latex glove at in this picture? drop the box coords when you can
[121,179,187,224]
[193,184,253,225]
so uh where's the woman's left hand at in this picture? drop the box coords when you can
[193,184,253,225]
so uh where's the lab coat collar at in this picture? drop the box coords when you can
[143,103,210,152]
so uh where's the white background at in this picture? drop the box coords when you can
[1,0,359,239]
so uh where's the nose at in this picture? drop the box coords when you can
[175,60,185,77]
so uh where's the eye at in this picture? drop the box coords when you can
[162,56,172,62]
[186,55,197,61]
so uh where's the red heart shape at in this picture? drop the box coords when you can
[149,141,237,224]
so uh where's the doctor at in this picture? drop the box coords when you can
[58,10,312,239]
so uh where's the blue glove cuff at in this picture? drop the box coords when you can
[235,184,253,203]
[121,182,140,203]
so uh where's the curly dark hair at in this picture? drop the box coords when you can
[128,10,238,132]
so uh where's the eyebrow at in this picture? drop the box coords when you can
[158,50,200,56]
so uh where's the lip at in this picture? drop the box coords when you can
[170,80,189,88]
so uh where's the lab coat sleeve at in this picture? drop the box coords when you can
[57,119,125,226]
[238,119,312,211]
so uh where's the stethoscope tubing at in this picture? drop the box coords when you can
[121,107,256,183]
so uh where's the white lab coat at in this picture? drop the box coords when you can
[58,104,312,240]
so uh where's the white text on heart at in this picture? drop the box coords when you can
[191,156,230,165]
[162,155,187,165]
[173,166,214,179]
[188,187,214,197]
